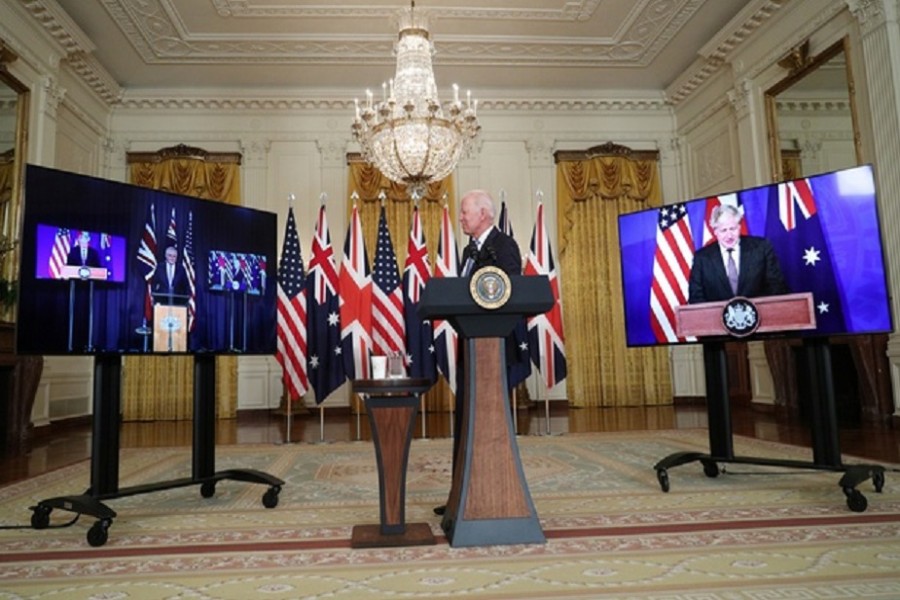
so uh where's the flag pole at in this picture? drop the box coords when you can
[285,193,296,444]
[319,404,325,443]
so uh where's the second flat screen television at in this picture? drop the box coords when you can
[18,165,277,355]
[618,164,892,347]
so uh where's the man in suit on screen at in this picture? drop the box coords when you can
[688,204,789,303]
[154,245,189,299]
[66,231,102,268]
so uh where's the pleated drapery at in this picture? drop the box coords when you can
[122,145,242,421]
[555,143,673,407]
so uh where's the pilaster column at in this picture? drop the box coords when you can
[847,0,900,415]
[239,137,271,211]
[316,135,349,208]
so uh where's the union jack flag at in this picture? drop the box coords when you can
[524,202,567,388]
[167,207,177,247]
[137,203,158,322]
[339,204,373,379]
[432,204,459,393]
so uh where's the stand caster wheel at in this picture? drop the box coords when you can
[702,460,720,478]
[873,471,885,493]
[87,519,111,547]
[30,505,51,529]
[656,469,670,493]
[262,486,280,509]
[200,481,216,498]
[844,487,868,513]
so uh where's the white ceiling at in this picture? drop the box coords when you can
[23,0,785,102]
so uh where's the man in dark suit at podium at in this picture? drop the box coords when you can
[688,204,788,303]
[459,190,522,277]
[66,231,102,268]
[154,245,189,298]
[434,189,522,516]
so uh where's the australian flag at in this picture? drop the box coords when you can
[305,204,346,403]
[402,206,437,381]
[764,178,846,334]
[499,200,531,389]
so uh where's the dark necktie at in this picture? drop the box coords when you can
[462,240,478,276]
[726,248,738,294]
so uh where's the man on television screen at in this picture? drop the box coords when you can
[154,245,189,299]
[66,230,102,268]
[688,204,789,303]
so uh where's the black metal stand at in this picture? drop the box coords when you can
[654,338,886,512]
[29,354,284,546]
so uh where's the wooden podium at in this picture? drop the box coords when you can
[655,292,887,512]
[350,378,436,549]
[420,273,553,547]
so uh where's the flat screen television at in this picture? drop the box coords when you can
[618,164,892,347]
[17,165,277,355]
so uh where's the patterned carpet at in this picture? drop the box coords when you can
[1,430,899,599]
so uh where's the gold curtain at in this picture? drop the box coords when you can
[346,155,456,412]
[555,143,673,407]
[122,144,242,421]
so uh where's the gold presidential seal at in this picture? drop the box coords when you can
[469,265,512,310]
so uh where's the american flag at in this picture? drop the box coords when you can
[182,211,197,332]
[339,204,373,379]
[649,203,695,343]
[371,206,406,361]
[276,207,309,401]
[137,202,158,322]
[432,204,459,393]
[305,204,345,403]
[524,202,567,389]
[49,228,71,279]
[701,193,748,246]
[166,207,177,247]
[402,205,436,380]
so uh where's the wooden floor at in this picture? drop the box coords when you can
[1,402,898,488]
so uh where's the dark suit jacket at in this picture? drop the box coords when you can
[688,236,789,303]
[462,227,522,276]
[154,263,190,299]
[66,246,101,268]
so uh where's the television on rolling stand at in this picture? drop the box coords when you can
[617,164,893,512]
[17,164,277,355]
[17,164,283,547]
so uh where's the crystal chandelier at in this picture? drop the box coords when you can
[351,2,481,199]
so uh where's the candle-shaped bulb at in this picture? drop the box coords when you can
[453,83,459,104]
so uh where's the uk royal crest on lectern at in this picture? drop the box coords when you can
[722,297,760,337]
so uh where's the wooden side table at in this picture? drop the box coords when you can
[350,378,436,548]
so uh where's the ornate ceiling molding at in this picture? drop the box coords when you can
[666,0,787,105]
[114,96,669,112]
[101,0,696,68]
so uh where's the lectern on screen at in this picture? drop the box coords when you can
[17,164,277,355]
[617,165,892,346]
